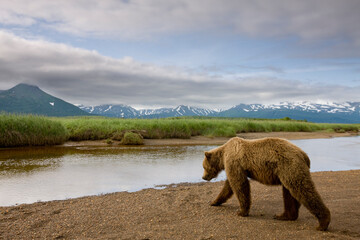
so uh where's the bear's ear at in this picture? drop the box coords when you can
[205,151,212,159]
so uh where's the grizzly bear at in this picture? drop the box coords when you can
[202,137,331,231]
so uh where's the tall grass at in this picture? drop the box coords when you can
[1,115,358,147]
[59,117,359,141]
[0,113,68,147]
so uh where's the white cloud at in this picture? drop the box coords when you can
[0,31,359,108]
[0,0,360,43]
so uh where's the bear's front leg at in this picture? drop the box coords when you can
[227,172,251,217]
[211,180,233,206]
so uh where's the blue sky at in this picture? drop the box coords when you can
[0,0,360,109]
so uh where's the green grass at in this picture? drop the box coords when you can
[1,114,359,147]
[58,116,360,140]
[0,113,68,147]
[121,132,144,145]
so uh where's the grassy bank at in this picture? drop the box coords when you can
[0,113,68,147]
[1,114,359,147]
[59,117,359,141]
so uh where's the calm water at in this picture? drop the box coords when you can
[0,136,359,206]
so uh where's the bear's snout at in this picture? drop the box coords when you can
[202,176,209,181]
[202,174,212,181]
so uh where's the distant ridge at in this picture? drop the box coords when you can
[77,104,218,119]
[1,84,359,123]
[0,83,91,117]
[79,102,360,123]
[219,102,360,123]
[77,104,138,118]
[138,105,219,118]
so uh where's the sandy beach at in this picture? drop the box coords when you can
[1,132,359,239]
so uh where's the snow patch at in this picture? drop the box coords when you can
[104,105,112,112]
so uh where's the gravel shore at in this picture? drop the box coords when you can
[1,170,359,239]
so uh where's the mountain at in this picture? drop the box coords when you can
[138,105,218,118]
[2,84,360,123]
[77,104,138,118]
[219,102,360,123]
[0,83,91,117]
[79,104,218,119]
[80,102,360,123]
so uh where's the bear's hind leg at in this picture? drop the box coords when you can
[280,174,331,231]
[298,181,331,231]
[274,186,300,221]
[227,173,251,217]
[211,180,233,206]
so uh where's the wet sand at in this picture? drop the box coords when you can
[1,132,359,239]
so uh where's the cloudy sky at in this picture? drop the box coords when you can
[0,0,360,109]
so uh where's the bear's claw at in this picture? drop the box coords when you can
[237,210,249,217]
[316,216,330,231]
[273,213,297,221]
[210,201,221,206]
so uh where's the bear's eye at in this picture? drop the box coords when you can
[203,160,211,170]
[203,161,209,169]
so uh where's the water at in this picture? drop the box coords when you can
[292,137,360,172]
[0,136,359,206]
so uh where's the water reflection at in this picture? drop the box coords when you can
[0,136,359,206]
[0,147,69,174]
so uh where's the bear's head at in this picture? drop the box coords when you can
[202,151,222,181]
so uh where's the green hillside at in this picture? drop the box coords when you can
[0,83,91,117]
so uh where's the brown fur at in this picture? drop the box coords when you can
[202,137,331,231]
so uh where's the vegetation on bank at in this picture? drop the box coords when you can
[0,113,68,147]
[0,114,359,147]
[60,117,359,140]
[120,131,144,145]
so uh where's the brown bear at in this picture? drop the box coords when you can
[202,137,331,231]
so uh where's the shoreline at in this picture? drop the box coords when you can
[1,170,359,239]
[62,131,358,147]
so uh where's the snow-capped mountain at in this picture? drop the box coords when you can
[220,101,360,123]
[138,105,219,118]
[2,84,358,123]
[77,104,138,118]
[78,101,360,122]
[235,102,359,114]
[78,104,218,118]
